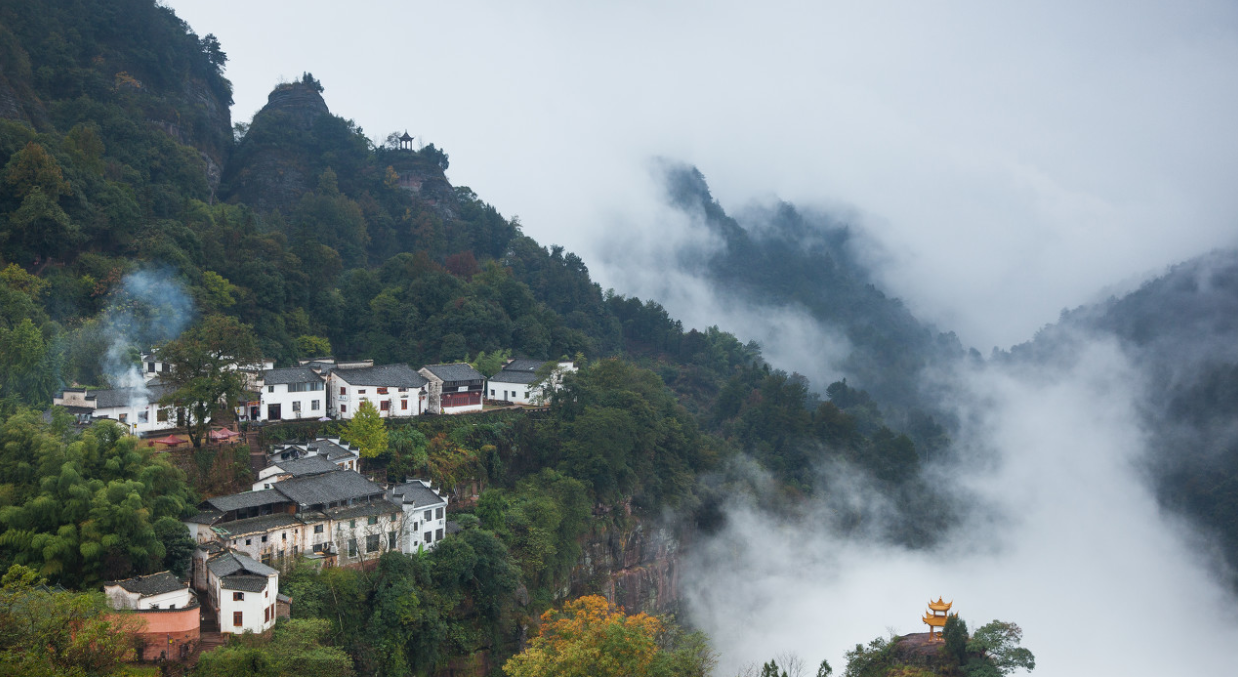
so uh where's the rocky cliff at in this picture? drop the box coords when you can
[568,520,688,615]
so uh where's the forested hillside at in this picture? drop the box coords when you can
[0,2,962,673]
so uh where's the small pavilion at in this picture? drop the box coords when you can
[398,131,414,150]
[922,597,955,641]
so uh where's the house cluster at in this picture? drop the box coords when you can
[54,352,575,436]
[243,356,575,423]
[105,435,450,654]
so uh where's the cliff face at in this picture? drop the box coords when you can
[568,520,687,615]
[219,81,332,212]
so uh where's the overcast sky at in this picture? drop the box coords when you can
[166,0,1238,350]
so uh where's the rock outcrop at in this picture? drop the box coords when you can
[568,520,687,615]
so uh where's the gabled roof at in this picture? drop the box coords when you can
[326,499,405,521]
[265,455,339,478]
[489,370,540,385]
[274,469,385,507]
[504,359,546,373]
[203,489,286,513]
[207,551,277,578]
[306,438,359,461]
[420,363,485,383]
[212,513,301,538]
[91,382,177,409]
[262,366,323,385]
[185,509,224,525]
[108,572,186,597]
[389,481,447,509]
[333,364,427,388]
[220,574,270,592]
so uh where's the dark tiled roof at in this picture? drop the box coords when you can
[334,364,427,388]
[420,363,484,383]
[110,572,186,597]
[204,489,286,513]
[220,575,270,592]
[265,455,339,478]
[389,481,446,509]
[91,382,177,409]
[504,359,546,373]
[306,439,358,461]
[326,499,404,521]
[212,513,301,538]
[275,470,385,507]
[490,370,539,385]
[262,366,323,386]
[185,510,224,525]
[207,551,277,578]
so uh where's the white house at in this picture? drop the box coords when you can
[256,365,326,422]
[328,364,428,419]
[54,381,184,435]
[418,363,486,414]
[203,552,280,635]
[487,359,576,405]
[104,571,195,611]
[388,479,450,552]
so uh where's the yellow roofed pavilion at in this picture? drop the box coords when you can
[922,597,956,641]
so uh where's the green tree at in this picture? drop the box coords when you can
[817,658,833,677]
[943,615,969,664]
[193,618,354,677]
[967,621,1035,675]
[156,314,262,448]
[0,318,59,406]
[295,334,332,358]
[344,400,388,458]
[0,564,143,676]
[468,348,511,378]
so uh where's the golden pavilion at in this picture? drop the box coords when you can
[922,597,956,641]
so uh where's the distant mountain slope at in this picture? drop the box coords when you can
[659,163,965,435]
[1010,248,1238,586]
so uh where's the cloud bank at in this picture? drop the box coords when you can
[683,334,1238,676]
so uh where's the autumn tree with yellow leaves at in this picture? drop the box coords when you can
[504,595,714,677]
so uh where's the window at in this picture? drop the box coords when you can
[436,528,443,540]
[261,535,268,543]
[398,387,407,393]
[388,531,396,549]
[424,510,432,521]
[366,534,380,552]
[245,539,251,546]
[377,387,388,394]
[340,387,346,395]
[314,525,324,534]
[391,513,399,522]
[268,385,274,393]
[138,410,149,423]
[380,400,390,411]
[233,611,243,627]
[358,389,366,394]
[147,361,156,373]
[340,405,346,413]
[264,607,270,622]
[424,531,432,543]
[291,401,301,413]
[282,532,287,540]
[367,516,378,525]
[401,400,408,410]
[490,389,495,397]
[118,413,127,423]
[157,408,169,422]
[233,592,245,601]
[348,538,357,557]
[312,399,320,410]
[436,507,444,520]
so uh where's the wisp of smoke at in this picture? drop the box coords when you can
[100,268,195,411]
[683,333,1238,676]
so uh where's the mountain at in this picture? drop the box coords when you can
[1008,248,1238,587]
